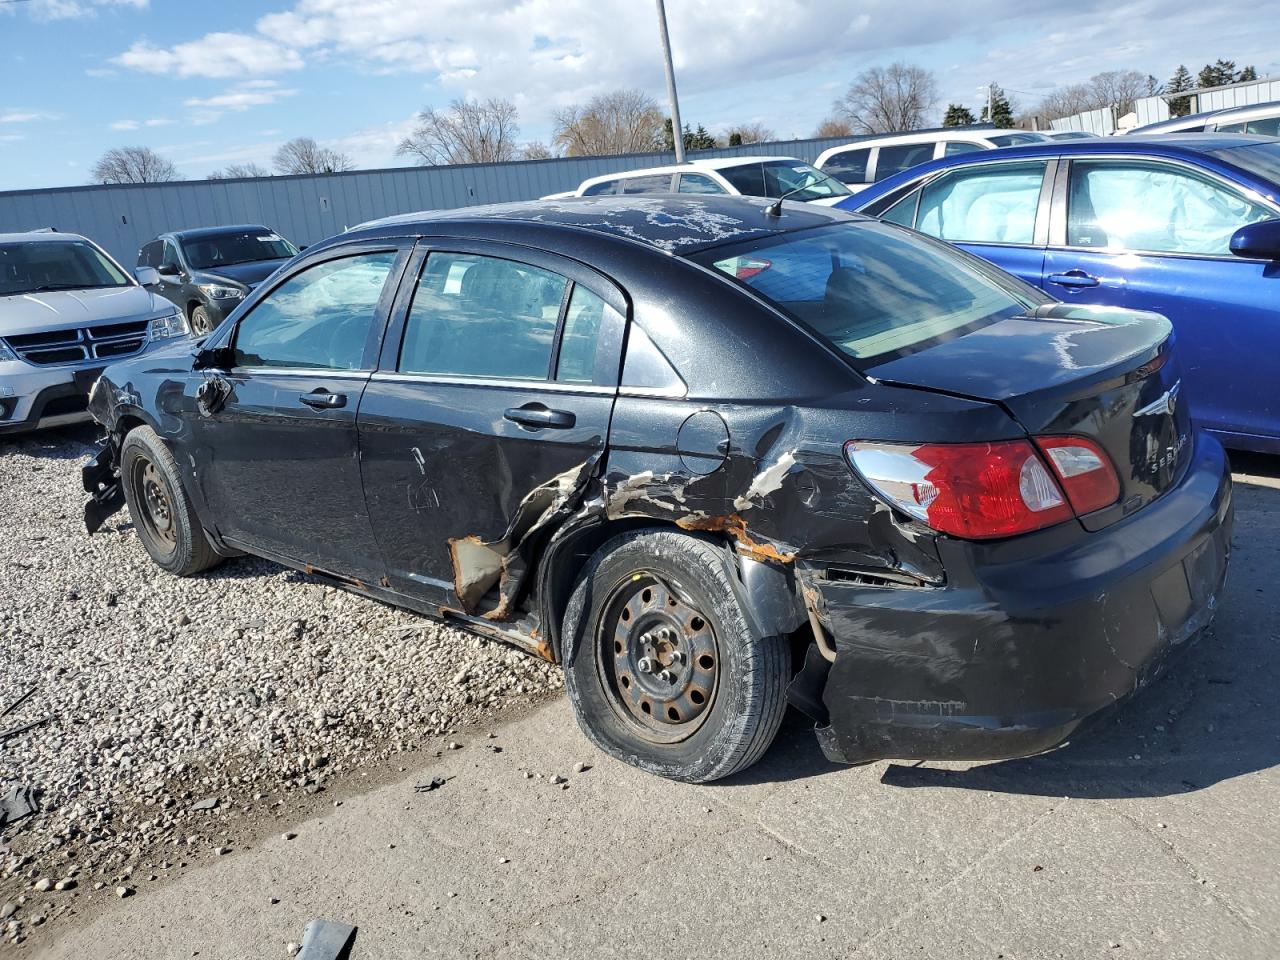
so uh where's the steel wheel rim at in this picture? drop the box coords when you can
[131,455,178,555]
[595,573,720,744]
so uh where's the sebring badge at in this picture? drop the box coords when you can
[1134,380,1181,418]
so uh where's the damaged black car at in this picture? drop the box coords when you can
[81,196,1233,782]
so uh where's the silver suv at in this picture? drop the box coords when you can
[1,231,191,435]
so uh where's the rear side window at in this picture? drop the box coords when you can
[943,141,985,156]
[677,173,725,195]
[875,143,936,181]
[233,251,397,370]
[400,252,567,380]
[695,222,1031,363]
[582,179,618,197]
[821,149,870,183]
[556,286,617,383]
[618,175,674,195]
[1247,116,1280,136]
[916,161,1047,244]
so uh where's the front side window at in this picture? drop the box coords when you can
[821,149,871,183]
[677,173,726,195]
[874,143,937,181]
[1067,160,1275,255]
[1247,116,1280,136]
[233,251,397,370]
[697,222,1033,364]
[400,252,567,380]
[161,241,181,270]
[0,240,131,296]
[916,161,1047,245]
[759,160,851,200]
[182,230,298,270]
[138,241,162,268]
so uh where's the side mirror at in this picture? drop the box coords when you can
[1230,219,1280,261]
[157,263,180,277]
[135,265,160,286]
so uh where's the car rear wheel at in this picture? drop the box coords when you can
[563,530,789,782]
[120,425,222,577]
[190,305,216,337]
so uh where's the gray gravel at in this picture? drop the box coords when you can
[0,425,562,946]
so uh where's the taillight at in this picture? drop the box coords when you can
[1034,436,1120,515]
[725,256,771,280]
[844,440,1073,539]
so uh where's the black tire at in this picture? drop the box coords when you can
[562,530,789,783]
[119,425,222,577]
[190,305,216,337]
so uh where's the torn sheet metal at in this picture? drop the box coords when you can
[296,918,358,960]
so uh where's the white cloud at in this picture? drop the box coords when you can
[17,0,146,21]
[181,80,298,125]
[113,32,304,79]
[108,117,171,131]
[0,110,55,124]
[109,119,139,130]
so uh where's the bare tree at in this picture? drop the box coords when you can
[1037,69,1153,121]
[522,141,555,161]
[90,146,178,184]
[397,98,521,166]
[552,89,665,156]
[723,122,776,146]
[272,137,355,175]
[832,63,938,135]
[207,162,271,180]
[814,117,855,138]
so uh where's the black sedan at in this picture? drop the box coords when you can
[82,197,1232,782]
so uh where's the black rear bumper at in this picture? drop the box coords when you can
[800,429,1233,765]
[82,440,126,533]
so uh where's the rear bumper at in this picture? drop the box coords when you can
[0,363,103,436]
[803,429,1233,765]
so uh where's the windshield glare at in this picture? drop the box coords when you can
[721,161,850,201]
[698,222,1033,363]
[0,240,131,297]
[988,133,1050,147]
[182,231,298,270]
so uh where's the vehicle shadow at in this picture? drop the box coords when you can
[0,423,101,459]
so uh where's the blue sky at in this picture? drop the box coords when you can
[2,0,1278,191]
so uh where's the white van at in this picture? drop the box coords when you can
[815,129,1053,193]
[549,156,851,205]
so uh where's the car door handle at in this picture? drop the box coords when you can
[504,404,576,429]
[1047,270,1100,288]
[299,390,347,409]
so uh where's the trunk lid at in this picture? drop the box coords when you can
[868,303,1191,524]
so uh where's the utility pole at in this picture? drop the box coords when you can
[655,0,685,162]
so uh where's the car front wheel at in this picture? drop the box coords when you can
[119,425,222,577]
[190,305,216,337]
[563,530,789,782]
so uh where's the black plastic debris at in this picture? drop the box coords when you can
[414,777,447,793]
[0,784,39,832]
[296,918,358,960]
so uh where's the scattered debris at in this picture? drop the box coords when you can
[282,832,298,841]
[0,784,39,832]
[447,742,462,751]
[573,762,591,774]
[295,917,358,960]
[550,775,567,785]
[191,796,220,812]
[414,777,448,794]
[115,886,134,899]
[54,879,76,891]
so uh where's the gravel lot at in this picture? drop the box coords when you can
[0,425,562,946]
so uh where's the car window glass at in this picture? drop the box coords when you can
[161,242,180,270]
[916,161,1047,244]
[875,143,937,181]
[1215,121,1247,133]
[0,240,131,296]
[556,285,618,383]
[618,175,673,195]
[139,241,160,268]
[1067,160,1274,255]
[944,141,985,156]
[677,173,725,195]
[821,149,870,183]
[582,180,618,197]
[182,231,297,270]
[1246,117,1280,136]
[400,252,567,380]
[760,160,850,199]
[880,189,922,227]
[232,251,397,370]
[718,162,767,196]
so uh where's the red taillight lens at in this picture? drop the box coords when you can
[844,440,1073,540]
[1034,436,1120,515]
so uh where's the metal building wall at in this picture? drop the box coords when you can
[0,136,853,265]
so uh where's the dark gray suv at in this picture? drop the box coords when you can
[137,224,298,336]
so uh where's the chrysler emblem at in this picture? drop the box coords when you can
[1134,381,1180,418]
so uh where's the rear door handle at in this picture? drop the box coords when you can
[299,390,347,409]
[504,404,576,430]
[1047,270,1100,288]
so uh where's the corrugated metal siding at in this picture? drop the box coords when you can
[1051,107,1117,135]
[0,136,853,264]
[1055,76,1280,132]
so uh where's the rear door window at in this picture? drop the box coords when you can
[718,163,767,197]
[677,173,726,195]
[582,179,619,197]
[874,143,937,181]
[943,141,985,156]
[617,174,675,195]
[1246,116,1280,136]
[916,161,1048,244]
[821,149,871,183]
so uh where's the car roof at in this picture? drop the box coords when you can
[346,195,863,255]
[163,224,273,241]
[0,230,92,244]
[1132,99,1280,134]
[575,156,807,188]
[822,129,1044,152]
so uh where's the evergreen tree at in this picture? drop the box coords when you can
[1165,65,1194,117]
[980,85,1015,128]
[1238,65,1258,82]
[663,119,718,152]
[1198,59,1237,89]
[943,103,977,127]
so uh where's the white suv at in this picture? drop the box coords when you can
[550,156,851,205]
[816,129,1053,193]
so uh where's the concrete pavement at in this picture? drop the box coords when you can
[33,466,1280,959]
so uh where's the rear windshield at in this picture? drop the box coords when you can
[181,230,298,270]
[1211,142,1280,188]
[720,161,850,201]
[694,222,1039,364]
[0,239,131,297]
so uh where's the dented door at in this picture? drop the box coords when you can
[357,241,626,617]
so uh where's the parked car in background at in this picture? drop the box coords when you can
[841,134,1280,453]
[138,224,299,336]
[553,157,851,205]
[0,230,190,435]
[815,128,1054,193]
[83,196,1231,783]
[1130,99,1280,137]
[1040,130,1100,141]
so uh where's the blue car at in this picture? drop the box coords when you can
[839,134,1280,453]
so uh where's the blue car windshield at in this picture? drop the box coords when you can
[1211,142,1280,191]
[695,222,1038,364]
